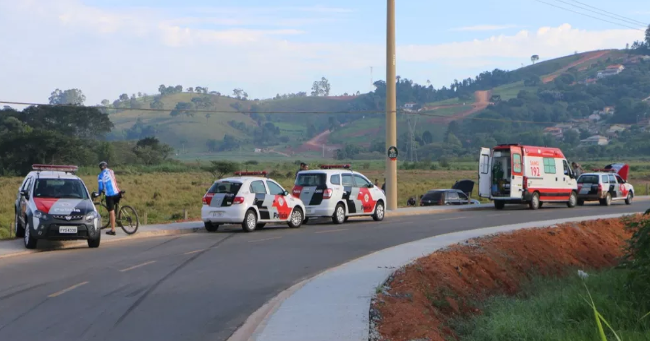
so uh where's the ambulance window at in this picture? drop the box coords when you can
[480,154,489,174]
[543,158,556,174]
[513,154,522,173]
[330,174,341,185]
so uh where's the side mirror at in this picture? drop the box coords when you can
[91,192,100,199]
[283,190,289,196]
[368,184,374,188]
[21,190,29,199]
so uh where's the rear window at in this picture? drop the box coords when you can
[208,181,242,194]
[295,173,327,186]
[577,175,599,184]
[422,191,443,201]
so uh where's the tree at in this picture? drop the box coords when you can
[132,137,174,165]
[101,99,110,107]
[233,88,244,99]
[206,139,218,152]
[422,130,433,144]
[20,105,113,139]
[646,24,650,47]
[563,129,580,145]
[150,100,164,110]
[187,87,194,93]
[159,84,166,95]
[531,55,539,64]
[311,77,331,96]
[119,93,129,102]
[48,88,86,106]
[205,161,238,178]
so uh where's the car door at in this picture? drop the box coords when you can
[608,174,618,198]
[615,174,630,198]
[266,180,293,221]
[478,147,492,198]
[341,173,356,214]
[353,174,377,214]
[250,180,270,221]
[510,146,524,199]
[446,191,460,205]
[457,192,470,205]
[562,160,576,189]
[17,176,33,225]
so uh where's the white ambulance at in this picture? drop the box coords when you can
[478,144,578,210]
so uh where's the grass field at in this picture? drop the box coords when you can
[491,81,539,101]
[454,269,650,341]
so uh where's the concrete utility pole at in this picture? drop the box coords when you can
[385,0,397,210]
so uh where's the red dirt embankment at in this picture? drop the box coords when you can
[373,216,639,341]
[542,50,611,83]
[427,90,491,124]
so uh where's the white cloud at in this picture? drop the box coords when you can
[450,24,520,32]
[0,1,643,105]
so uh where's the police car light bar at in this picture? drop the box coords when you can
[319,164,351,169]
[32,164,79,173]
[234,171,268,176]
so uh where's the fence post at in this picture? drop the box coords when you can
[183,209,188,221]
[143,211,148,226]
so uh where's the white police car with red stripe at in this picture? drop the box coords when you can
[14,165,101,249]
[201,171,306,232]
[292,165,386,224]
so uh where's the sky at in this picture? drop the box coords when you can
[0,0,649,106]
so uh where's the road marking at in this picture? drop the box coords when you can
[437,216,466,221]
[184,249,205,255]
[315,228,348,234]
[48,281,88,298]
[119,261,156,273]
[249,237,282,243]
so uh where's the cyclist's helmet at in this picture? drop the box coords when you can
[99,161,108,169]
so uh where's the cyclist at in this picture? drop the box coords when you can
[98,161,121,236]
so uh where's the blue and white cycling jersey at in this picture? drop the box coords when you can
[98,168,121,197]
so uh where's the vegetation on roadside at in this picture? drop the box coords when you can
[453,269,650,341]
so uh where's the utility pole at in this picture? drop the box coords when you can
[385,0,397,210]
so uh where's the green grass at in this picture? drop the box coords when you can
[491,81,539,101]
[454,269,650,341]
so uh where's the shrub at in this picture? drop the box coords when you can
[620,210,650,300]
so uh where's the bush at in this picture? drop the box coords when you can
[621,210,650,300]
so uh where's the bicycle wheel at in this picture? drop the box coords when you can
[95,203,110,229]
[118,205,139,235]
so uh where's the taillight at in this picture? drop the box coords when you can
[203,193,214,205]
[292,186,302,198]
[232,196,245,205]
[439,196,444,205]
[598,184,603,192]
[523,176,528,190]
[323,188,333,199]
[577,184,582,192]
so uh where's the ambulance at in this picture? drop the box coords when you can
[478,144,578,210]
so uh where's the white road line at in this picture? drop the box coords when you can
[315,229,348,234]
[184,249,205,255]
[437,216,467,221]
[249,237,282,243]
[119,260,156,273]
[48,281,88,298]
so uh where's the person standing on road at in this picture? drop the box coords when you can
[381,178,386,192]
[572,162,584,177]
[295,162,308,179]
[98,161,121,236]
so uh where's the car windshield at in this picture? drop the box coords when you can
[33,179,89,199]
[295,173,327,186]
[577,175,599,184]
[208,181,242,194]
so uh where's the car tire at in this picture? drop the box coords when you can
[600,193,612,206]
[242,210,257,233]
[24,222,37,249]
[14,212,25,238]
[332,204,346,224]
[87,234,101,248]
[204,222,219,232]
[529,192,540,210]
[577,199,585,206]
[625,192,633,205]
[288,208,303,228]
[303,218,309,225]
[372,201,385,221]
[256,223,266,229]
[494,200,505,210]
[567,191,577,208]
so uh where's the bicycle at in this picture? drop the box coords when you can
[93,190,140,235]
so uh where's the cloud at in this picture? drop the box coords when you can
[450,24,520,32]
[0,1,643,105]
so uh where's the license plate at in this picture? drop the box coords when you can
[211,212,223,217]
[59,226,77,234]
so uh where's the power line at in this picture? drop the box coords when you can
[566,0,647,26]
[532,0,644,31]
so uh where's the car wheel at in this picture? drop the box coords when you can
[567,191,577,208]
[303,217,309,225]
[601,193,612,206]
[288,208,303,228]
[372,201,385,221]
[24,222,37,249]
[529,192,540,210]
[242,210,257,233]
[87,233,101,248]
[625,193,633,205]
[332,204,346,224]
[204,222,219,232]
[577,199,584,206]
[14,212,25,238]
[494,200,505,210]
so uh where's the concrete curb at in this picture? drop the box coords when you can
[229,211,647,341]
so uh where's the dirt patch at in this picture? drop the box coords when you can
[542,50,611,83]
[372,216,639,341]
[427,90,491,124]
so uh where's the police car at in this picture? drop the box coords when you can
[576,163,634,206]
[292,165,386,224]
[201,171,306,232]
[14,165,101,249]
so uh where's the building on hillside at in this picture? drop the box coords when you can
[597,64,625,79]
[580,135,609,146]
[606,124,629,136]
[588,113,602,122]
[403,103,417,109]
[543,127,563,138]
[603,106,615,114]
[555,123,575,130]
[641,55,650,61]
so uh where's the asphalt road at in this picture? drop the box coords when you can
[0,201,647,341]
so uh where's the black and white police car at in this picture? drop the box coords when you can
[201,171,306,232]
[14,165,101,249]
[292,164,386,224]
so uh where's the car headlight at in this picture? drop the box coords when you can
[85,212,98,222]
[34,210,49,220]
